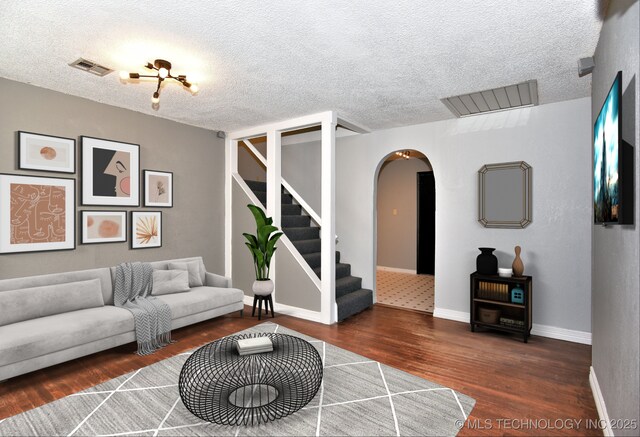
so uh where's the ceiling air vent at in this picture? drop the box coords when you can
[441,80,538,117]
[69,58,114,77]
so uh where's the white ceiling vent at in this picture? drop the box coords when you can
[441,80,539,117]
[69,58,113,77]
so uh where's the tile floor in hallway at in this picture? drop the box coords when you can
[376,268,434,313]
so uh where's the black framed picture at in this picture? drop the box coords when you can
[131,211,162,249]
[143,170,173,207]
[18,131,76,173]
[80,210,127,244]
[0,173,75,253]
[81,136,139,206]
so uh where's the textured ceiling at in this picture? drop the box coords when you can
[0,1,604,132]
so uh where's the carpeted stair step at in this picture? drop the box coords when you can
[282,204,302,216]
[302,251,341,269]
[335,275,362,298]
[282,214,311,228]
[337,289,373,322]
[313,263,351,280]
[252,191,293,205]
[292,238,321,254]
[283,226,319,241]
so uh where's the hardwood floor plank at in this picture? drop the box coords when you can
[0,305,598,435]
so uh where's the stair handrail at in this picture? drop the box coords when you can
[242,139,322,227]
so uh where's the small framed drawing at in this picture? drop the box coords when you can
[131,211,162,249]
[81,136,140,206]
[144,170,173,207]
[0,173,75,254]
[81,211,127,244]
[19,131,76,173]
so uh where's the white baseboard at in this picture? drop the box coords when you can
[376,266,417,274]
[242,295,325,324]
[432,307,592,345]
[590,366,614,436]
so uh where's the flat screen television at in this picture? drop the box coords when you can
[593,71,633,224]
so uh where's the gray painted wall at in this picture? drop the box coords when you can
[0,78,225,277]
[591,1,639,433]
[377,157,431,271]
[335,97,592,333]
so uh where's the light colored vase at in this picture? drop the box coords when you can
[252,279,274,296]
[512,246,524,277]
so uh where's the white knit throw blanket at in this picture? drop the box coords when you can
[114,262,173,355]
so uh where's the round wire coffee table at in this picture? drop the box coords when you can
[179,333,323,426]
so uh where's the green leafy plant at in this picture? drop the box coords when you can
[243,204,284,280]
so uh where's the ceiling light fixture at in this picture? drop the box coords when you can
[395,150,411,159]
[120,59,198,104]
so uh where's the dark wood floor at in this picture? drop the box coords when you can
[0,305,599,436]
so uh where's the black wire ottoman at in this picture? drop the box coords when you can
[178,333,323,426]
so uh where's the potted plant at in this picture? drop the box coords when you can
[243,204,283,296]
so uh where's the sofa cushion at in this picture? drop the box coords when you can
[168,261,204,288]
[156,286,244,320]
[152,270,190,296]
[0,306,134,367]
[0,278,104,327]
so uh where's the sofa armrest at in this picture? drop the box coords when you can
[205,272,232,288]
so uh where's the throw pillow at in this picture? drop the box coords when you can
[0,278,104,327]
[152,270,190,296]
[168,261,204,287]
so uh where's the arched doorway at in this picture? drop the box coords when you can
[374,149,435,313]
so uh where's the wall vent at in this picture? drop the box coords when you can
[441,80,538,117]
[69,58,114,77]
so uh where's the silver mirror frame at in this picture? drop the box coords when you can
[478,161,532,228]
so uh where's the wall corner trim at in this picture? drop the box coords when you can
[590,366,615,436]
[433,308,592,344]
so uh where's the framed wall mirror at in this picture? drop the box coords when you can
[478,161,532,228]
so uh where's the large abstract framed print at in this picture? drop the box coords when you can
[0,174,75,254]
[81,136,140,206]
[81,211,127,244]
[19,131,76,174]
[144,170,173,207]
[131,211,162,249]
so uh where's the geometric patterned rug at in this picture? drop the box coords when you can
[377,269,435,313]
[0,322,474,436]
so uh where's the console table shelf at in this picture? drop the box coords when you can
[470,272,532,342]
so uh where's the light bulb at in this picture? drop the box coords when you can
[158,67,168,78]
[119,70,129,80]
[151,92,160,104]
[190,83,199,93]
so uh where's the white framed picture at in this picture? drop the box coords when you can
[0,173,75,254]
[144,170,173,207]
[81,211,127,244]
[81,136,140,206]
[131,211,162,249]
[19,131,76,173]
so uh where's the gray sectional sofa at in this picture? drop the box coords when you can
[0,257,244,381]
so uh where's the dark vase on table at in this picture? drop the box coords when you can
[476,247,498,275]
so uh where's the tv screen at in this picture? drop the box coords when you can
[594,71,622,223]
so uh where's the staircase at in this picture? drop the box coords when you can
[245,180,373,321]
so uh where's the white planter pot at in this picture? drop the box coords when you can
[252,279,274,296]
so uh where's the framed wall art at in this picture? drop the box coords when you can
[81,136,140,206]
[18,131,76,173]
[143,170,173,207]
[81,211,127,244]
[0,174,75,254]
[131,211,162,249]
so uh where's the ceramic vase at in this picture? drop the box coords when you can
[476,247,498,275]
[512,246,524,277]
[252,279,274,296]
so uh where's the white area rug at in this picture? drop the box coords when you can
[0,323,474,436]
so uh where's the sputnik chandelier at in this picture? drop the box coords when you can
[395,150,411,159]
[120,59,198,104]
